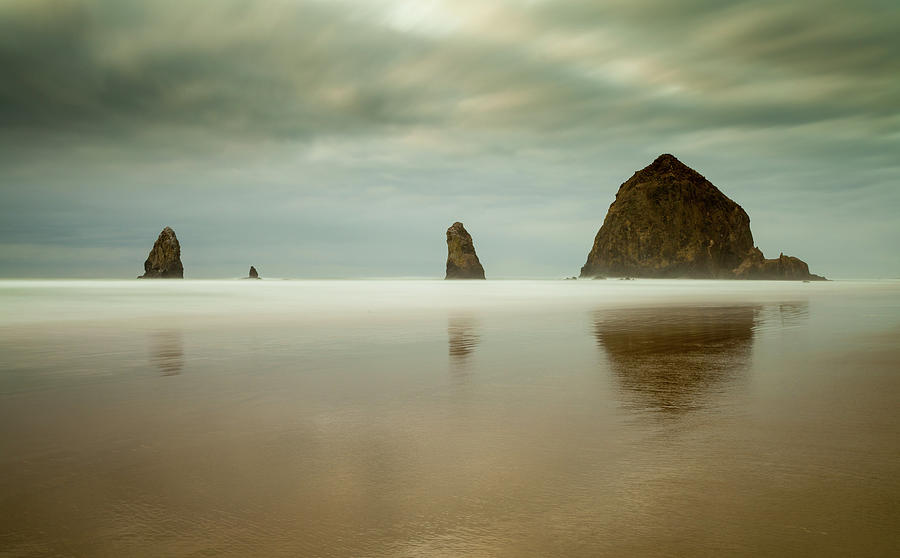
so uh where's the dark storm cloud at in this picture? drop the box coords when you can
[5,0,894,141]
[0,0,443,139]
[0,0,898,277]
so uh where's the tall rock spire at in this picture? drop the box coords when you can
[138,226,184,279]
[445,222,485,279]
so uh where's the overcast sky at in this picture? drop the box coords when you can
[1,0,898,278]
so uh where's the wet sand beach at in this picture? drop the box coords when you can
[1,280,898,556]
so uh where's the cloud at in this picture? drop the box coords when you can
[0,0,898,277]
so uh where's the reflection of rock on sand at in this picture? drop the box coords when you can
[150,330,184,376]
[447,316,480,370]
[776,302,809,327]
[593,306,761,414]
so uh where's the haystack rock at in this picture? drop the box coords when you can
[445,222,485,279]
[248,266,260,279]
[137,226,183,279]
[579,154,825,280]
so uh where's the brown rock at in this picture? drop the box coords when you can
[445,222,485,280]
[248,266,260,279]
[581,154,754,278]
[580,154,825,280]
[137,226,183,279]
[732,248,826,280]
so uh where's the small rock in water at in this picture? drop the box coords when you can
[732,249,827,281]
[248,266,260,279]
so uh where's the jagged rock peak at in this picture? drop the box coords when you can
[248,266,260,279]
[638,153,703,177]
[445,222,485,280]
[138,226,183,279]
[625,154,719,198]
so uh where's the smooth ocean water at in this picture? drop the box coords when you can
[0,279,898,557]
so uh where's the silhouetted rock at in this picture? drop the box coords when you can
[248,266,260,279]
[580,154,825,280]
[138,227,183,279]
[445,222,485,280]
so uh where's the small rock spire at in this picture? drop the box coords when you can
[445,222,486,280]
[138,226,184,279]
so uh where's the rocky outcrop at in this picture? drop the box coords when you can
[732,248,826,280]
[445,222,485,279]
[580,154,825,280]
[580,154,753,278]
[138,227,183,279]
[248,266,260,279]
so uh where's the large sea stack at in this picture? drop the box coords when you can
[580,154,825,280]
[138,226,183,279]
[445,222,485,279]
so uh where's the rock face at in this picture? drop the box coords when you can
[580,154,753,278]
[445,222,485,279]
[138,227,183,279]
[580,154,825,280]
[248,266,260,279]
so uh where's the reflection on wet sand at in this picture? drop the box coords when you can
[2,280,897,556]
[593,306,762,413]
[776,302,810,327]
[150,330,184,376]
[448,315,480,371]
